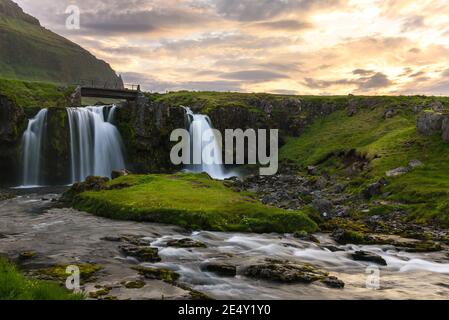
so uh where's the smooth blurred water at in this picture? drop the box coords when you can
[21,108,48,187]
[67,105,125,183]
[184,107,236,180]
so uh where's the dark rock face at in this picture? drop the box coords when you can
[363,178,387,199]
[322,276,345,289]
[417,111,444,136]
[111,169,131,180]
[201,263,237,277]
[42,108,71,185]
[351,251,387,266]
[115,102,186,174]
[442,118,449,143]
[0,95,26,185]
[242,260,344,289]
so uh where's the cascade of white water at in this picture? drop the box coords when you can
[21,108,48,186]
[67,105,125,183]
[184,107,228,180]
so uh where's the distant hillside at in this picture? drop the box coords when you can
[0,0,123,87]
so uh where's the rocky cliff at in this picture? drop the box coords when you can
[0,94,26,185]
[115,101,186,174]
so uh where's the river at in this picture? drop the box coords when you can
[1,188,449,300]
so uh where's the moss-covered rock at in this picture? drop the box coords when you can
[243,260,330,284]
[18,251,37,261]
[42,107,71,185]
[119,245,161,263]
[37,264,102,284]
[166,238,207,248]
[123,280,145,289]
[115,101,186,174]
[88,286,111,299]
[71,173,318,234]
[0,94,26,185]
[131,266,180,283]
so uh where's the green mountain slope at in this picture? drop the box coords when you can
[0,0,123,86]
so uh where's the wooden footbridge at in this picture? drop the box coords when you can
[76,80,142,102]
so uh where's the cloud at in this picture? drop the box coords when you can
[358,72,392,90]
[12,0,449,95]
[212,0,339,22]
[219,70,289,82]
[122,72,242,92]
[253,20,311,30]
[304,72,393,91]
[352,69,375,76]
[401,16,425,32]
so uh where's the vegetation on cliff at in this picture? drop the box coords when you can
[280,96,449,225]
[0,257,83,300]
[0,78,73,110]
[69,173,317,234]
[0,0,122,86]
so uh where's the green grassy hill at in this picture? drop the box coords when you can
[0,0,122,86]
[280,97,449,226]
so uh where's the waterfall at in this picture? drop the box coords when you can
[21,108,48,187]
[184,107,229,180]
[67,105,125,183]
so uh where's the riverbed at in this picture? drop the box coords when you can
[1,189,449,300]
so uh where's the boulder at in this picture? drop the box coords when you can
[408,159,424,169]
[166,238,207,248]
[417,111,443,136]
[383,108,396,119]
[386,167,410,177]
[312,198,333,216]
[119,245,161,263]
[363,178,387,199]
[321,276,345,289]
[243,260,329,284]
[351,251,387,266]
[111,169,131,180]
[201,263,237,277]
[307,166,318,175]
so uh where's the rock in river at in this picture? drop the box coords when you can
[201,263,237,277]
[351,251,387,266]
[243,260,330,284]
[166,238,207,248]
[119,245,161,263]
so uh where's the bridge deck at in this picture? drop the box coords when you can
[80,87,140,101]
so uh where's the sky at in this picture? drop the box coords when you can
[14,0,449,95]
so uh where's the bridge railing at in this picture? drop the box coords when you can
[76,79,140,91]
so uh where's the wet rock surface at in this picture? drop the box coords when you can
[351,251,387,266]
[201,263,237,277]
[243,260,329,283]
[166,238,207,248]
[119,245,161,263]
